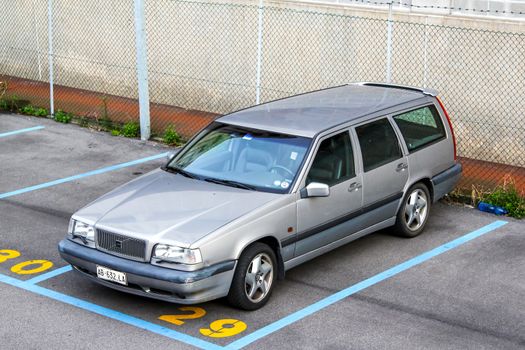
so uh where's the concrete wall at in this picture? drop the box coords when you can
[0,0,524,166]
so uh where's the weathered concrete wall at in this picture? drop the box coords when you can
[0,0,524,166]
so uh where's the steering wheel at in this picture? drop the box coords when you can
[270,165,294,178]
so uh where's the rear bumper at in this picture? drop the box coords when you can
[58,239,236,304]
[431,162,462,202]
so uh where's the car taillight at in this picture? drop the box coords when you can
[436,96,457,161]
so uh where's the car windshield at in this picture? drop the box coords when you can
[167,124,311,193]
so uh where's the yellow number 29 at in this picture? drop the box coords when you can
[200,319,247,338]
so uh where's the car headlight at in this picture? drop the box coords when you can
[70,219,95,243]
[153,244,202,265]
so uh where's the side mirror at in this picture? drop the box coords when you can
[166,148,182,162]
[300,182,330,198]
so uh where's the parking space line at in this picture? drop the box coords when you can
[0,125,45,138]
[0,152,169,199]
[227,220,508,349]
[0,273,227,350]
[25,265,72,285]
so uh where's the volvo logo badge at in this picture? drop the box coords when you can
[115,239,123,249]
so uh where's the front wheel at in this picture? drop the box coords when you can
[227,242,277,310]
[394,183,431,238]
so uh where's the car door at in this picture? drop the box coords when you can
[354,117,409,223]
[294,130,363,257]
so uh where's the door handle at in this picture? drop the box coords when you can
[396,163,408,172]
[348,182,362,192]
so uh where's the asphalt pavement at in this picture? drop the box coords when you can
[0,113,523,350]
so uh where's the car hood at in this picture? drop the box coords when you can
[74,169,280,245]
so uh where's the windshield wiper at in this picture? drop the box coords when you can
[163,165,198,179]
[204,177,256,191]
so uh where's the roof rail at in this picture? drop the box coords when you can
[356,82,438,97]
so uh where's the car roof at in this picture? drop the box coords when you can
[217,83,436,138]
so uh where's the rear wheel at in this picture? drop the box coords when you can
[394,183,431,238]
[227,242,276,310]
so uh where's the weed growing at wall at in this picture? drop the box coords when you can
[122,121,140,138]
[483,183,525,219]
[20,105,48,117]
[78,117,89,127]
[163,125,182,146]
[55,110,73,123]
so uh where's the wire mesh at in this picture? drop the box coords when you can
[0,0,523,193]
[50,0,138,129]
[0,0,48,113]
[144,0,259,138]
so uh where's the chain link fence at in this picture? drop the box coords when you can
[0,0,524,193]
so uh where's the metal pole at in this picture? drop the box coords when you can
[133,0,151,140]
[31,0,43,81]
[255,0,264,104]
[385,1,393,83]
[423,16,428,88]
[47,0,54,116]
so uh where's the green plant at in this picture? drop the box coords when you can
[98,116,113,131]
[163,125,182,146]
[20,105,48,117]
[20,105,36,115]
[122,121,140,138]
[482,182,525,219]
[54,109,73,123]
[110,129,121,136]
[34,107,48,117]
[9,94,19,112]
[78,116,89,127]
[0,81,8,110]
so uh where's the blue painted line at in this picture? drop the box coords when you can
[25,265,72,285]
[228,220,508,349]
[0,273,226,350]
[0,152,168,199]
[0,125,45,138]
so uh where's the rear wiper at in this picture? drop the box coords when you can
[163,166,198,179]
[204,177,256,191]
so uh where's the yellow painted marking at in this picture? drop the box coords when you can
[159,306,207,326]
[200,319,247,338]
[11,260,53,275]
[0,249,21,263]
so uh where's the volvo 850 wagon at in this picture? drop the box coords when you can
[59,83,462,310]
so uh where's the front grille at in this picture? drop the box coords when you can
[96,229,146,261]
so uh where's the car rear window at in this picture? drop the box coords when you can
[393,105,446,152]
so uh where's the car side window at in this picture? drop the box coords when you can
[356,118,403,172]
[393,105,446,152]
[306,131,355,186]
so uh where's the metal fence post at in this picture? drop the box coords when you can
[423,16,429,88]
[133,0,151,140]
[47,0,54,116]
[31,0,43,81]
[385,1,393,83]
[255,0,264,104]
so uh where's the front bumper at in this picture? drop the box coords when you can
[58,239,236,304]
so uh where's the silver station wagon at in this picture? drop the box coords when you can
[59,83,461,310]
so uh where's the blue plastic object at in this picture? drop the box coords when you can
[477,201,508,216]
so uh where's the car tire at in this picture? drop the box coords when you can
[394,183,431,238]
[227,242,277,311]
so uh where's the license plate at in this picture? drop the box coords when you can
[96,265,127,286]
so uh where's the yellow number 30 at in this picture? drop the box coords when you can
[200,319,247,338]
[0,249,53,275]
[0,250,21,263]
